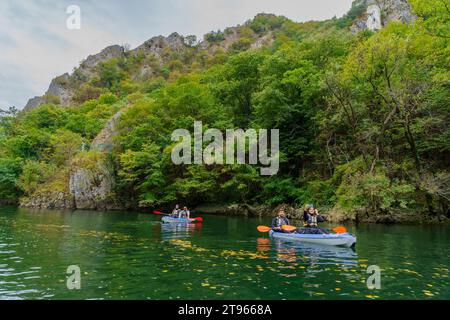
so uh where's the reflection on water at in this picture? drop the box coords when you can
[0,206,449,300]
[270,239,358,267]
[161,222,203,241]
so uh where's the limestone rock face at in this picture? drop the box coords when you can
[20,192,75,209]
[133,33,186,58]
[23,45,125,110]
[69,163,114,210]
[367,4,383,30]
[351,0,414,32]
[380,0,415,24]
[47,73,74,106]
[81,45,125,70]
[91,110,124,152]
[68,109,124,210]
[24,96,45,110]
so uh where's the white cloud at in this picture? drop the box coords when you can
[0,0,354,109]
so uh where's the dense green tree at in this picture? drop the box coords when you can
[0,3,447,217]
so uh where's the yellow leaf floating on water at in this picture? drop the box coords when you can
[366,295,379,299]
[400,269,423,277]
[423,290,434,297]
[202,283,210,287]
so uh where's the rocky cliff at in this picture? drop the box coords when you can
[350,0,414,32]
[23,35,184,110]
[24,45,126,110]
[68,109,125,210]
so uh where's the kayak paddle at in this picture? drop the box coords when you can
[332,226,348,234]
[257,225,297,232]
[282,225,297,232]
[258,225,347,233]
[257,226,272,232]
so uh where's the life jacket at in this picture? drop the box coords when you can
[308,214,318,227]
[179,210,190,218]
[276,217,289,227]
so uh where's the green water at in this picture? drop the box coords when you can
[0,206,448,300]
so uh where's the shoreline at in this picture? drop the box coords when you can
[3,202,448,225]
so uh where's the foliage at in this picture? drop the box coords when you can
[0,3,448,217]
[18,160,56,195]
[0,158,22,199]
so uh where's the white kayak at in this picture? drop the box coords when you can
[269,230,356,247]
[162,216,195,224]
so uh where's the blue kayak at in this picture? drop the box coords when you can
[162,216,195,224]
[269,230,356,247]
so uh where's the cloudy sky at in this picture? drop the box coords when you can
[0,0,354,109]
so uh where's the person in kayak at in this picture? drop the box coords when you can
[271,207,292,233]
[299,204,328,234]
[303,204,326,228]
[171,204,180,217]
[179,206,190,219]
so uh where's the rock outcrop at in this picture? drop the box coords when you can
[91,109,124,152]
[20,191,75,209]
[350,0,415,32]
[22,20,276,110]
[20,109,124,211]
[24,45,126,110]
[133,32,186,58]
[81,45,125,69]
[69,160,115,210]
[67,109,124,210]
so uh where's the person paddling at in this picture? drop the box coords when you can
[179,206,190,219]
[171,204,180,217]
[271,207,291,233]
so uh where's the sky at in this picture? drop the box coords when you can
[0,0,354,109]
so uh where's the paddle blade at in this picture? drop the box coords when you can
[282,225,297,232]
[153,211,163,215]
[257,226,272,233]
[333,226,348,234]
[193,217,203,222]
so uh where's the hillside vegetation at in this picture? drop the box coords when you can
[0,0,448,220]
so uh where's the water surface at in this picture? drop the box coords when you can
[0,206,448,300]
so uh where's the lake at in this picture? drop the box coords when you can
[0,206,448,300]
